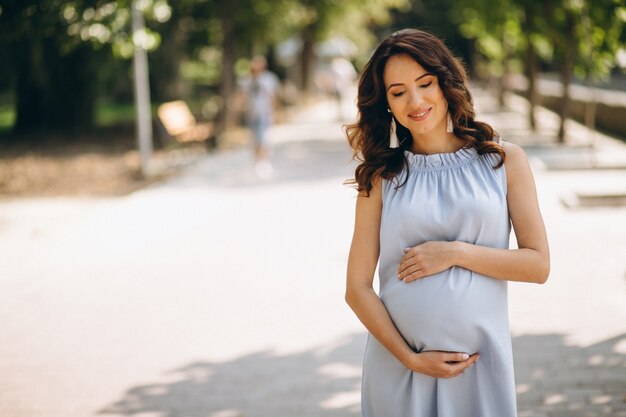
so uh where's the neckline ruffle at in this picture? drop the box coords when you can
[403,146,478,170]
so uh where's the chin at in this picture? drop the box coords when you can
[408,126,435,136]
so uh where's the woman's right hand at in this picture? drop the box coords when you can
[405,351,480,378]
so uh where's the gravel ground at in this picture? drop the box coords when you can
[0,129,213,198]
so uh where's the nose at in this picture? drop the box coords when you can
[408,89,425,106]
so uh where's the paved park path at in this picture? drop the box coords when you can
[0,87,625,417]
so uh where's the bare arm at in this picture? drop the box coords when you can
[398,142,550,284]
[457,141,549,283]
[346,179,479,377]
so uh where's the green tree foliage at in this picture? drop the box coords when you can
[456,0,523,77]
[535,0,624,141]
[0,0,409,135]
[452,0,625,140]
[212,0,408,127]
[15,0,621,141]
[0,0,171,134]
[389,0,475,70]
[572,2,623,92]
[247,0,407,91]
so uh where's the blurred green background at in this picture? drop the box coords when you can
[0,0,624,142]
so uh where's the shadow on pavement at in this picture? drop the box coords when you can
[99,333,626,417]
[270,139,356,184]
[99,333,365,417]
[167,139,356,190]
[514,333,626,417]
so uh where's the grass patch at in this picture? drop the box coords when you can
[96,102,164,127]
[0,100,210,132]
[0,104,15,133]
[0,102,139,130]
[96,102,137,127]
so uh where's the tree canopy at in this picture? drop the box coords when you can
[0,0,623,137]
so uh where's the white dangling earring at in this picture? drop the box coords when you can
[446,112,454,133]
[389,115,400,148]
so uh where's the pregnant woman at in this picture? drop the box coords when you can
[345,29,550,416]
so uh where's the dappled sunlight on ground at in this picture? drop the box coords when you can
[97,332,626,417]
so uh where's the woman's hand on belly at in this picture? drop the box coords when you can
[405,350,480,378]
[398,241,461,282]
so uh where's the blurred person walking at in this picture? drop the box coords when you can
[238,55,280,179]
[314,57,357,121]
[330,57,357,121]
[345,29,550,416]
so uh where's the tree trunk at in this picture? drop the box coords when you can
[497,34,512,109]
[581,4,596,146]
[584,76,597,146]
[218,1,236,134]
[150,16,187,102]
[44,40,95,132]
[13,37,46,133]
[584,93,597,131]
[497,68,506,109]
[522,6,538,131]
[300,24,316,94]
[497,57,510,109]
[13,35,95,135]
[524,37,538,131]
[557,11,576,143]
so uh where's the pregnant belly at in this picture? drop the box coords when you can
[379,267,508,354]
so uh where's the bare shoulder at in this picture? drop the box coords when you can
[500,141,536,192]
[501,141,528,165]
[501,141,532,175]
[358,175,383,201]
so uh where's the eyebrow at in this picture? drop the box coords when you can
[386,73,434,91]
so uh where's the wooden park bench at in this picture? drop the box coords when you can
[157,100,216,148]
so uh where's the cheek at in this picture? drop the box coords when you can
[388,99,404,119]
[430,88,448,109]
[387,95,400,110]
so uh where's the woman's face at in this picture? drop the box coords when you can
[383,53,448,139]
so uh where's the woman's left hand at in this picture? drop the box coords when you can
[397,241,458,283]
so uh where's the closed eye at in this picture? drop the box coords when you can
[419,81,432,89]
[392,91,405,98]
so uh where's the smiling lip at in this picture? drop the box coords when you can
[408,108,432,122]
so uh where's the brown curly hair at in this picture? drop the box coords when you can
[345,28,504,195]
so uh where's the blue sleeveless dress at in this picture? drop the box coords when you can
[361,145,517,416]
